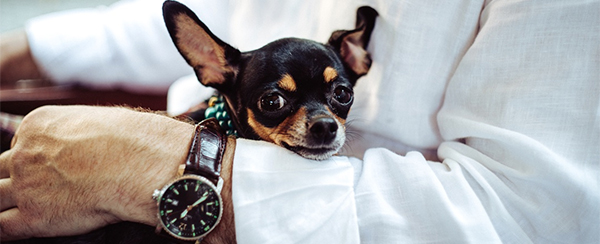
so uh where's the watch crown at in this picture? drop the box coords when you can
[152,189,161,201]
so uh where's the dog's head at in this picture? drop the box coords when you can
[163,1,377,160]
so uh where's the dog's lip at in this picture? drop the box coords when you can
[281,141,336,152]
[281,141,339,160]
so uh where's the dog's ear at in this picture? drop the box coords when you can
[163,0,240,91]
[328,6,378,80]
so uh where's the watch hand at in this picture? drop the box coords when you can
[179,192,209,219]
[180,208,189,219]
[191,191,209,207]
[166,209,184,216]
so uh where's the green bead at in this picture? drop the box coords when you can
[215,103,225,111]
[216,111,230,120]
[226,130,237,137]
[219,120,230,129]
[205,107,217,118]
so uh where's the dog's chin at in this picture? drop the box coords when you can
[281,142,342,161]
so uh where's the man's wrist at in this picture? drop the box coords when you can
[104,112,196,227]
[139,118,237,243]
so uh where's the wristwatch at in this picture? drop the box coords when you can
[152,118,227,243]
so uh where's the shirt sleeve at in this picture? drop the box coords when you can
[24,0,231,94]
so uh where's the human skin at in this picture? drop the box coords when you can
[0,105,236,243]
[0,29,42,85]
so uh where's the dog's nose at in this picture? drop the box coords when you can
[308,117,338,145]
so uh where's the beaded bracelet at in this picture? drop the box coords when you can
[204,95,239,137]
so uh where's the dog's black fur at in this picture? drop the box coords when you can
[6,1,377,243]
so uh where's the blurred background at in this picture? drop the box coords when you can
[1,0,169,116]
[1,0,118,32]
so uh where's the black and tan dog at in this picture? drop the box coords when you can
[163,0,378,160]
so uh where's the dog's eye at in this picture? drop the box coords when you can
[260,93,287,111]
[333,86,353,105]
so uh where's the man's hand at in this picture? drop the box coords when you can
[0,105,194,240]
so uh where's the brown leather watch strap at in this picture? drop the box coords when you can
[185,118,227,184]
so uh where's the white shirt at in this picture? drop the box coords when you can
[26,0,599,243]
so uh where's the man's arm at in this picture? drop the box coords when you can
[0,106,235,243]
[14,0,230,92]
[0,29,43,85]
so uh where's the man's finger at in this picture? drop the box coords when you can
[0,208,32,241]
[0,150,11,178]
[0,179,15,211]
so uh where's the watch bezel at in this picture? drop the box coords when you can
[155,174,224,241]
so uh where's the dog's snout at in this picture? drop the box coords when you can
[308,117,338,144]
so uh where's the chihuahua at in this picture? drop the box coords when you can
[163,0,378,160]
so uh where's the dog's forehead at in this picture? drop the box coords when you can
[262,38,334,61]
[243,38,349,91]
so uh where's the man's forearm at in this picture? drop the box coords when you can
[0,29,43,85]
[0,106,238,241]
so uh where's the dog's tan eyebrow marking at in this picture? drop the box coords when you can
[278,73,297,92]
[323,67,338,83]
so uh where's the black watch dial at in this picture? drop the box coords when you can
[157,175,223,240]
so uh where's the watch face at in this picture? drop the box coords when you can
[157,175,223,240]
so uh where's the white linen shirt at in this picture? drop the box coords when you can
[25,0,599,243]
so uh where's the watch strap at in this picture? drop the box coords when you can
[184,118,227,184]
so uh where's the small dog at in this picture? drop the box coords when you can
[163,0,378,160]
